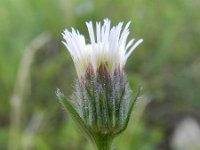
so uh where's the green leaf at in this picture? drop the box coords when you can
[114,85,142,136]
[55,89,96,146]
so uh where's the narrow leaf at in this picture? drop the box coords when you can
[55,89,96,144]
[114,86,142,135]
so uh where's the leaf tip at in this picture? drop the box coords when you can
[55,88,64,98]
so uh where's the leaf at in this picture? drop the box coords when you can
[55,88,96,145]
[114,85,142,136]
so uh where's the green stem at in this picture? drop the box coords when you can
[94,134,113,150]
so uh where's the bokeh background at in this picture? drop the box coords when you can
[1,0,200,150]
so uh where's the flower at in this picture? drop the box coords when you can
[62,18,143,80]
[57,18,143,150]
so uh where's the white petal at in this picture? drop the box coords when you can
[86,21,95,45]
[62,19,143,78]
[125,39,143,59]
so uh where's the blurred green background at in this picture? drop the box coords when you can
[1,0,200,149]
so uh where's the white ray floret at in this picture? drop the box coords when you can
[62,18,143,79]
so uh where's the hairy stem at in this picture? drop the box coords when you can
[94,134,113,150]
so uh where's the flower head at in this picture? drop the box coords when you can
[62,19,143,79]
[58,18,143,150]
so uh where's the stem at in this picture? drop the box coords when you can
[8,32,51,150]
[94,134,113,150]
